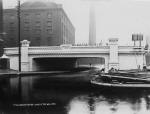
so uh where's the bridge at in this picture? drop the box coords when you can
[4,38,146,72]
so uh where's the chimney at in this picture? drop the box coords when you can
[89,4,96,46]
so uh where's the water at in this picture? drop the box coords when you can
[0,75,150,114]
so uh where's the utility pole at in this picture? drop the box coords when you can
[0,0,5,57]
[0,0,3,36]
[17,0,21,72]
[17,0,22,101]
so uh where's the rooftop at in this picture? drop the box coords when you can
[20,0,62,9]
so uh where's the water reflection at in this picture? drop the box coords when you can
[1,76,150,113]
[67,90,150,114]
[67,96,90,114]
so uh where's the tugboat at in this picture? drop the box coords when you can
[91,68,150,89]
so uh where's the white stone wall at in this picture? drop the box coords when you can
[9,56,18,70]
[119,54,144,70]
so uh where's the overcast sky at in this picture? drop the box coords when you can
[3,0,150,46]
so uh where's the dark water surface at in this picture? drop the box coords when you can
[0,75,150,114]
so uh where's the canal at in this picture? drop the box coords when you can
[0,74,150,114]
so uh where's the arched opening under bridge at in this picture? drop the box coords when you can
[32,57,105,71]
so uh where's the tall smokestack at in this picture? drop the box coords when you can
[89,4,96,46]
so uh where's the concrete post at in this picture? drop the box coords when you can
[21,40,30,71]
[104,61,109,73]
[108,38,119,70]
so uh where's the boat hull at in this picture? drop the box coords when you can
[91,80,150,89]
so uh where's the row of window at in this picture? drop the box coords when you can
[23,20,52,26]
[8,30,73,40]
[8,13,52,19]
[6,35,72,46]
[24,36,54,46]
[8,21,53,31]
[8,21,52,25]
[8,28,53,36]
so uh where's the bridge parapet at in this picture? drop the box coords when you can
[118,46,145,54]
[4,45,145,56]
[30,46,62,50]
[4,47,18,55]
[72,45,109,49]
[4,46,110,56]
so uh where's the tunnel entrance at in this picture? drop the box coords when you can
[33,57,105,71]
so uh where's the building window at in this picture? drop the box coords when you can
[24,21,30,27]
[47,37,53,45]
[47,13,52,19]
[35,29,41,35]
[47,28,52,34]
[24,26,30,30]
[24,21,29,24]
[47,21,52,27]
[10,15,15,19]
[35,37,41,45]
[24,14,29,18]
[9,23,15,29]
[9,37,15,42]
[24,28,30,32]
[9,22,15,29]
[35,21,41,27]
[9,22,15,25]
[36,13,41,18]
[9,29,15,34]
[36,21,41,23]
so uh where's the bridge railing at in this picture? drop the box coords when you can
[118,46,145,54]
[4,47,18,55]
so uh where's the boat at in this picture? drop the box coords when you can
[91,71,150,88]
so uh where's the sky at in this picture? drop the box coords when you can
[3,0,150,46]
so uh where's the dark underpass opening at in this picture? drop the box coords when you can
[33,57,105,71]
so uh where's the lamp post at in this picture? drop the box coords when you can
[17,0,21,72]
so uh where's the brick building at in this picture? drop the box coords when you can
[3,1,75,47]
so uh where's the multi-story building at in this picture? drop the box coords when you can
[3,1,75,47]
